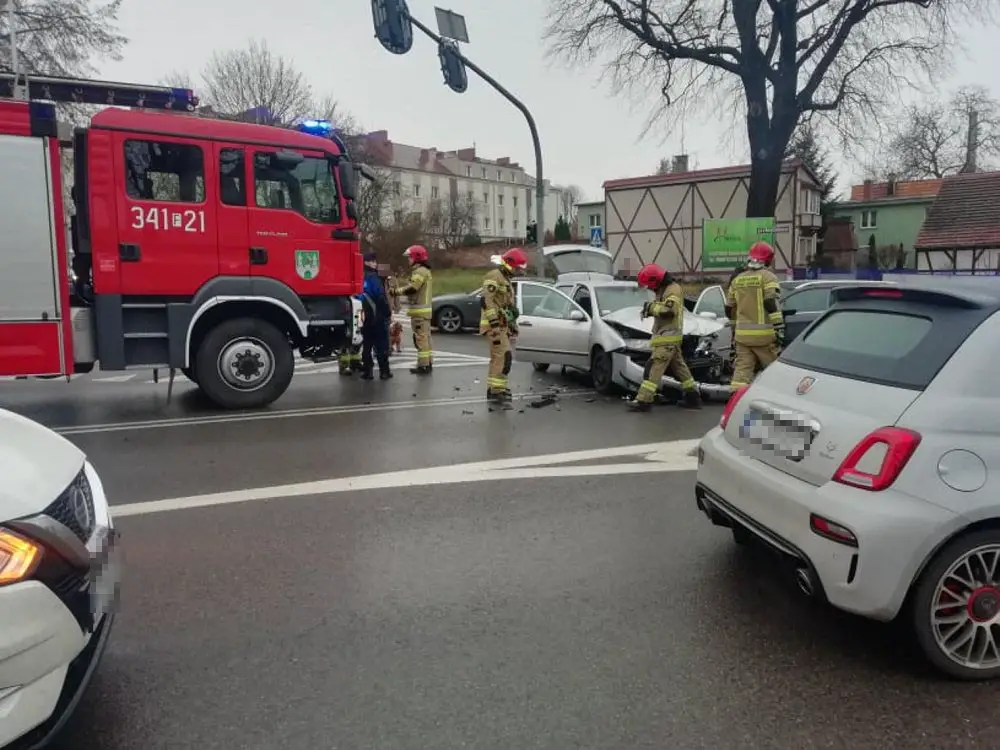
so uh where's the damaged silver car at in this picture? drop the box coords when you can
[514,279,734,400]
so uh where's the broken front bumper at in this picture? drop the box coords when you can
[611,350,733,401]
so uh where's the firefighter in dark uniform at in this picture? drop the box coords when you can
[725,241,784,389]
[480,247,527,409]
[628,263,702,411]
[390,244,434,375]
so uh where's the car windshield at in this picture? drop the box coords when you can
[546,250,614,276]
[593,285,653,314]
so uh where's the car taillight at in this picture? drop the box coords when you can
[864,289,902,298]
[719,386,749,429]
[832,427,921,492]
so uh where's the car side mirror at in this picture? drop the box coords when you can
[783,308,797,317]
[569,309,585,322]
[700,311,718,320]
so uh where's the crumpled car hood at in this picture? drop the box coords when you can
[602,306,726,337]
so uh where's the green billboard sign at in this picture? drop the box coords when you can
[702,218,775,269]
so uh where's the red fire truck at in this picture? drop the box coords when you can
[0,73,364,409]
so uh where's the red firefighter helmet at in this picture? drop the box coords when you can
[403,244,428,263]
[501,247,529,270]
[636,263,667,290]
[748,241,775,265]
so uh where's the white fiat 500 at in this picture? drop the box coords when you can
[696,282,1000,680]
[0,408,119,748]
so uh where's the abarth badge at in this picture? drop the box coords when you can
[796,376,815,395]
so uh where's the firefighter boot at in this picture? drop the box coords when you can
[359,369,374,381]
[681,389,703,410]
[627,399,652,412]
[410,365,432,375]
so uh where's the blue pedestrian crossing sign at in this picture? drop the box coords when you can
[590,226,603,247]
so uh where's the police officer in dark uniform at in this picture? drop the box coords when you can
[357,252,393,380]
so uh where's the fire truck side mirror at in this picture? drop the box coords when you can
[346,202,358,221]
[337,160,358,202]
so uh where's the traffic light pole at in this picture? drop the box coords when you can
[405,14,546,276]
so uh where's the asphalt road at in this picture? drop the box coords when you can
[3,335,999,749]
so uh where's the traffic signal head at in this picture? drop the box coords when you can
[372,0,414,55]
[438,40,468,94]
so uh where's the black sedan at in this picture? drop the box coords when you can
[432,277,551,333]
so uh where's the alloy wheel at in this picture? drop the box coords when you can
[931,544,1000,670]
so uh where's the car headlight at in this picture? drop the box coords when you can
[0,528,43,586]
[625,338,650,351]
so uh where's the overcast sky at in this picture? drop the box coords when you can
[98,0,999,202]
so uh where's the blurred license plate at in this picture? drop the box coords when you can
[740,408,811,459]
[90,531,120,624]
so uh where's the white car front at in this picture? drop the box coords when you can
[0,409,119,749]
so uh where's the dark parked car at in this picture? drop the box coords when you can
[781,280,898,343]
[432,277,551,333]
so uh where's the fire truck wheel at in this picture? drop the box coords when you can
[195,317,294,409]
[182,367,198,385]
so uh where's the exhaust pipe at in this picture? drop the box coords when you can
[794,567,815,597]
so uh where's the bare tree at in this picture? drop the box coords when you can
[876,86,1000,178]
[426,194,480,249]
[195,39,314,125]
[0,0,126,77]
[546,0,993,217]
[655,157,672,174]
[354,167,394,236]
[168,44,365,165]
[160,69,194,90]
[560,184,584,219]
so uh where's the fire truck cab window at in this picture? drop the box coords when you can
[124,140,205,203]
[219,148,246,206]
[253,152,340,224]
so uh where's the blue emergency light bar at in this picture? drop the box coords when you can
[0,72,199,110]
[294,118,351,156]
[297,118,335,135]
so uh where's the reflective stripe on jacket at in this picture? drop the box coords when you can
[479,268,515,334]
[725,268,782,345]
[648,281,684,347]
[401,265,433,319]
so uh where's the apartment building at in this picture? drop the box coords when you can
[359,130,570,242]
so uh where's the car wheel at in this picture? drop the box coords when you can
[435,306,464,334]
[195,317,294,410]
[910,529,1000,681]
[532,363,550,373]
[591,346,617,395]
